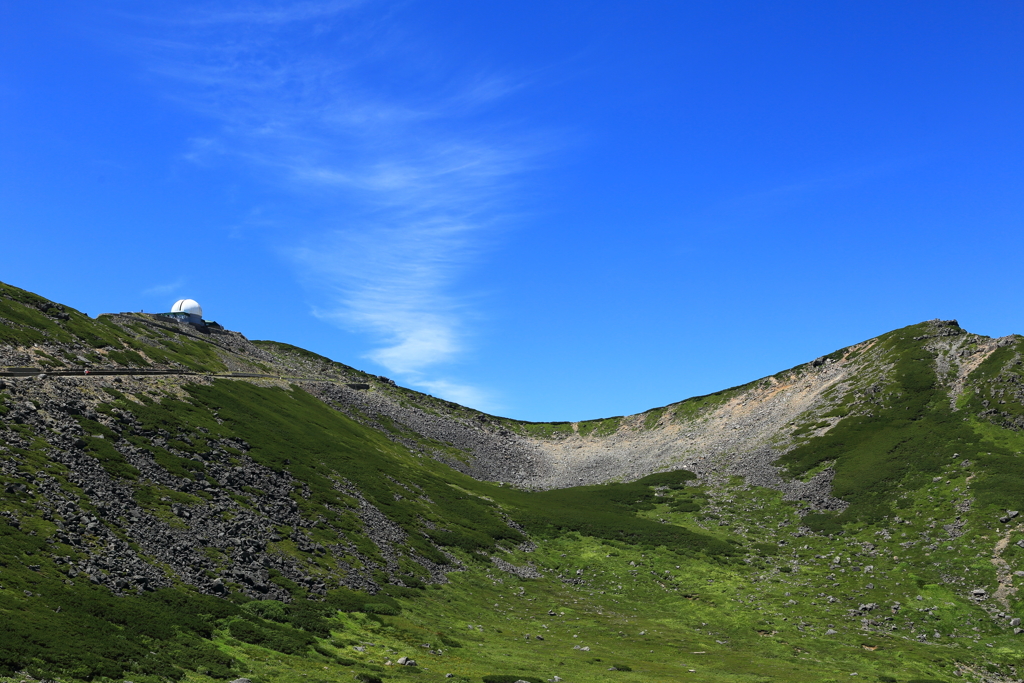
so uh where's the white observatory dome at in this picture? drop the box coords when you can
[170,299,203,317]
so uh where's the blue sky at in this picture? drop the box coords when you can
[2,1,1022,421]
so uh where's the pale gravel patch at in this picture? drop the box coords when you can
[523,351,857,501]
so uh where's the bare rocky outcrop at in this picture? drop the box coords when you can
[918,319,1021,409]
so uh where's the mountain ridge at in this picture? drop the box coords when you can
[4,280,1024,682]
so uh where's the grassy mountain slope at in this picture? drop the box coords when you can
[2,280,1024,682]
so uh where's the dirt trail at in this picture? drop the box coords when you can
[945,335,1017,409]
[991,525,1020,609]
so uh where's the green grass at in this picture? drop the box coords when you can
[576,416,623,438]
[776,323,1024,529]
[0,281,230,372]
[671,386,748,423]
[4,305,1024,683]
[90,380,529,567]
[518,421,576,439]
[483,470,733,558]
[642,407,667,430]
[2,395,1015,683]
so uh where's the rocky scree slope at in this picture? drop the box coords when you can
[6,279,1018,505]
[8,282,1024,681]
[5,279,1024,524]
[6,280,1024,530]
[254,315,1024,524]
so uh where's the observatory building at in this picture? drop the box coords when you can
[157,299,221,329]
[168,299,203,323]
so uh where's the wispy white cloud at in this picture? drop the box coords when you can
[295,215,481,371]
[180,1,365,27]
[130,1,538,408]
[121,1,364,28]
[414,379,496,414]
[142,279,186,297]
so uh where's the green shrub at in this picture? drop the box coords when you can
[668,499,701,513]
[326,587,375,612]
[362,602,400,616]
[777,324,1023,526]
[242,599,287,622]
[492,479,733,557]
[287,600,333,637]
[227,617,314,654]
[802,512,843,536]
[82,437,139,480]
[311,643,330,656]
[635,469,696,488]
[0,576,241,681]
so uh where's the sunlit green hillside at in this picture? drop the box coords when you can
[2,281,1023,682]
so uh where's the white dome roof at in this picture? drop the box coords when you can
[171,299,203,317]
